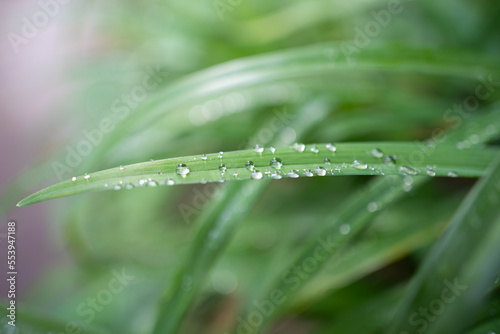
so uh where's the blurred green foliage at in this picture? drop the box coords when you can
[3,0,500,333]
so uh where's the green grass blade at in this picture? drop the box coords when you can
[389,152,500,333]
[17,143,498,207]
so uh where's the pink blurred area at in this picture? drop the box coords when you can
[0,0,94,303]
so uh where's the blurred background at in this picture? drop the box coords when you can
[1,0,500,333]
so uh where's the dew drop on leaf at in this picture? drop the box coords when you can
[293,143,305,152]
[254,145,264,153]
[84,173,91,180]
[251,170,263,180]
[426,168,436,177]
[399,166,418,175]
[315,167,327,176]
[287,170,300,178]
[270,157,283,169]
[176,164,190,177]
[310,146,319,154]
[370,148,384,158]
[351,160,368,170]
[270,172,282,180]
[245,161,255,170]
[384,155,397,165]
[326,143,337,152]
[147,179,158,187]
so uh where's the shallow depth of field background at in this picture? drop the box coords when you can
[1,1,500,334]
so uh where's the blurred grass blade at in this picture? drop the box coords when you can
[390,153,500,334]
[17,143,498,207]
[242,175,429,333]
[87,44,500,166]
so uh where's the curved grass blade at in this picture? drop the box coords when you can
[84,44,500,169]
[17,143,498,207]
[389,152,500,333]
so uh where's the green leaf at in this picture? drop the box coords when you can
[17,143,498,207]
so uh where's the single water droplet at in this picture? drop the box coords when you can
[271,172,282,180]
[425,169,436,177]
[254,145,264,154]
[315,167,327,176]
[339,224,351,235]
[166,178,175,185]
[326,143,337,152]
[269,146,276,154]
[219,163,227,172]
[293,143,305,152]
[351,160,368,170]
[114,185,122,190]
[448,171,459,178]
[147,179,158,187]
[218,151,224,159]
[104,183,108,187]
[305,170,314,177]
[84,173,91,180]
[287,170,300,178]
[251,170,263,180]
[125,183,134,190]
[139,179,147,186]
[399,166,418,175]
[71,177,77,182]
[310,146,319,154]
[370,148,384,158]
[245,161,255,170]
[270,157,283,169]
[201,154,208,161]
[119,165,125,171]
[233,172,239,178]
[176,164,190,177]
[384,155,397,165]
[324,158,331,165]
